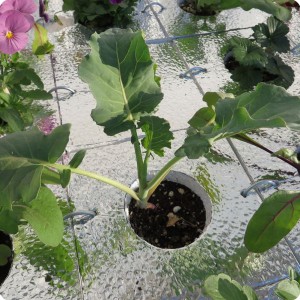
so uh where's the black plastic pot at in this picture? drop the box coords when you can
[0,231,13,287]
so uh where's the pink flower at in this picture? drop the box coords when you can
[0,11,32,54]
[0,0,37,26]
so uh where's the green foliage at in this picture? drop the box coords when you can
[0,125,72,245]
[139,116,174,157]
[244,190,300,253]
[204,270,300,300]
[0,244,12,266]
[0,55,53,133]
[192,0,292,20]
[176,83,300,159]
[276,268,300,300]
[203,273,258,300]
[252,16,290,53]
[62,0,138,29]
[223,16,294,90]
[79,29,163,136]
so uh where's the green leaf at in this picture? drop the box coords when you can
[0,209,19,234]
[203,92,234,108]
[273,148,299,164]
[32,24,54,56]
[0,244,12,266]
[22,186,64,246]
[265,56,294,89]
[19,89,53,100]
[204,273,257,300]
[79,28,163,136]
[0,108,24,132]
[245,190,300,253]
[275,279,300,300]
[253,16,290,53]
[60,169,71,188]
[188,107,216,131]
[69,150,86,168]
[6,68,44,89]
[228,37,268,68]
[138,116,173,157]
[0,124,70,209]
[177,84,300,159]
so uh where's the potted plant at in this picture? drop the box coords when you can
[178,0,294,20]
[1,28,300,256]
[222,16,294,91]
[62,0,138,30]
[0,231,13,287]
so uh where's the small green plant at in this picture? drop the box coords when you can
[203,268,300,300]
[62,0,138,29]
[222,16,294,91]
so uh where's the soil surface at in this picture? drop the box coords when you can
[128,180,207,249]
[0,231,13,286]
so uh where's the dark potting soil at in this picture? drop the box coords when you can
[128,180,206,249]
[0,231,13,286]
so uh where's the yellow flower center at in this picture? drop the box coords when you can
[5,31,13,39]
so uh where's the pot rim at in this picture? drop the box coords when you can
[124,170,213,250]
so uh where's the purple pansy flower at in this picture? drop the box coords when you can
[0,10,31,54]
[0,0,37,26]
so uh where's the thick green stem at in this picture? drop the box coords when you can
[139,156,183,204]
[130,126,147,190]
[47,163,140,201]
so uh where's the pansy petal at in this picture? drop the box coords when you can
[0,31,28,54]
[4,11,32,32]
[15,0,37,14]
[0,0,14,14]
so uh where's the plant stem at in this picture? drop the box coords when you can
[143,156,183,199]
[236,134,300,173]
[130,126,147,190]
[47,163,140,201]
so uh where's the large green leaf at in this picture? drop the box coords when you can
[0,108,24,131]
[253,16,290,53]
[138,116,174,157]
[22,187,64,247]
[228,37,268,68]
[0,124,70,209]
[79,28,163,136]
[177,83,300,158]
[265,56,294,89]
[244,190,300,253]
[204,273,258,300]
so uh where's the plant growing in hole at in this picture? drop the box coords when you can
[62,0,138,29]
[203,267,300,300]
[1,28,300,251]
[222,16,294,91]
[179,0,295,20]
